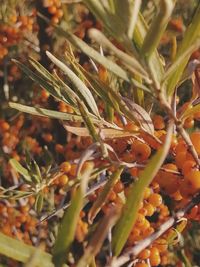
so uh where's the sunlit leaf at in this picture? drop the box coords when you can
[46,51,100,117]
[112,122,173,255]
[141,0,175,57]
[166,4,200,96]
[133,13,164,85]
[9,102,85,122]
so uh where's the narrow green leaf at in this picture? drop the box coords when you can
[46,51,100,117]
[166,3,200,96]
[9,102,84,122]
[141,0,175,57]
[112,122,173,255]
[34,193,44,213]
[133,13,164,84]
[0,232,68,267]
[25,151,42,184]
[52,163,94,267]
[127,0,142,39]
[29,58,77,107]
[77,100,100,143]
[88,166,124,223]
[9,159,32,183]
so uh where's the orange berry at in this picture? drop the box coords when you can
[149,247,161,266]
[42,133,53,142]
[148,193,162,207]
[0,121,10,131]
[153,115,165,130]
[108,190,116,202]
[136,214,146,227]
[60,161,71,173]
[143,187,152,199]
[175,141,187,154]
[187,205,198,219]
[56,9,63,18]
[139,249,151,260]
[58,174,69,186]
[143,202,155,216]
[182,160,197,176]
[51,16,59,24]
[154,238,168,252]
[194,111,200,121]
[48,5,57,14]
[184,116,194,129]
[133,142,151,162]
[175,151,187,169]
[113,181,124,193]
[129,167,139,177]
[55,144,64,153]
[185,170,200,190]
[179,179,196,199]
[69,164,77,176]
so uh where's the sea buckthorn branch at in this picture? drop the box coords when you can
[160,93,200,166]
[109,192,200,267]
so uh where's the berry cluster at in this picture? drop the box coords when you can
[0,12,35,60]
[43,0,63,24]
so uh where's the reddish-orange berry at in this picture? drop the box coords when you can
[184,116,194,128]
[42,133,53,142]
[149,247,161,266]
[60,161,71,173]
[138,249,151,260]
[58,174,69,186]
[135,214,146,227]
[153,115,165,130]
[48,5,57,14]
[154,238,168,252]
[182,160,197,176]
[185,170,200,190]
[143,202,155,216]
[143,187,152,199]
[132,142,151,162]
[113,181,124,193]
[148,193,162,207]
